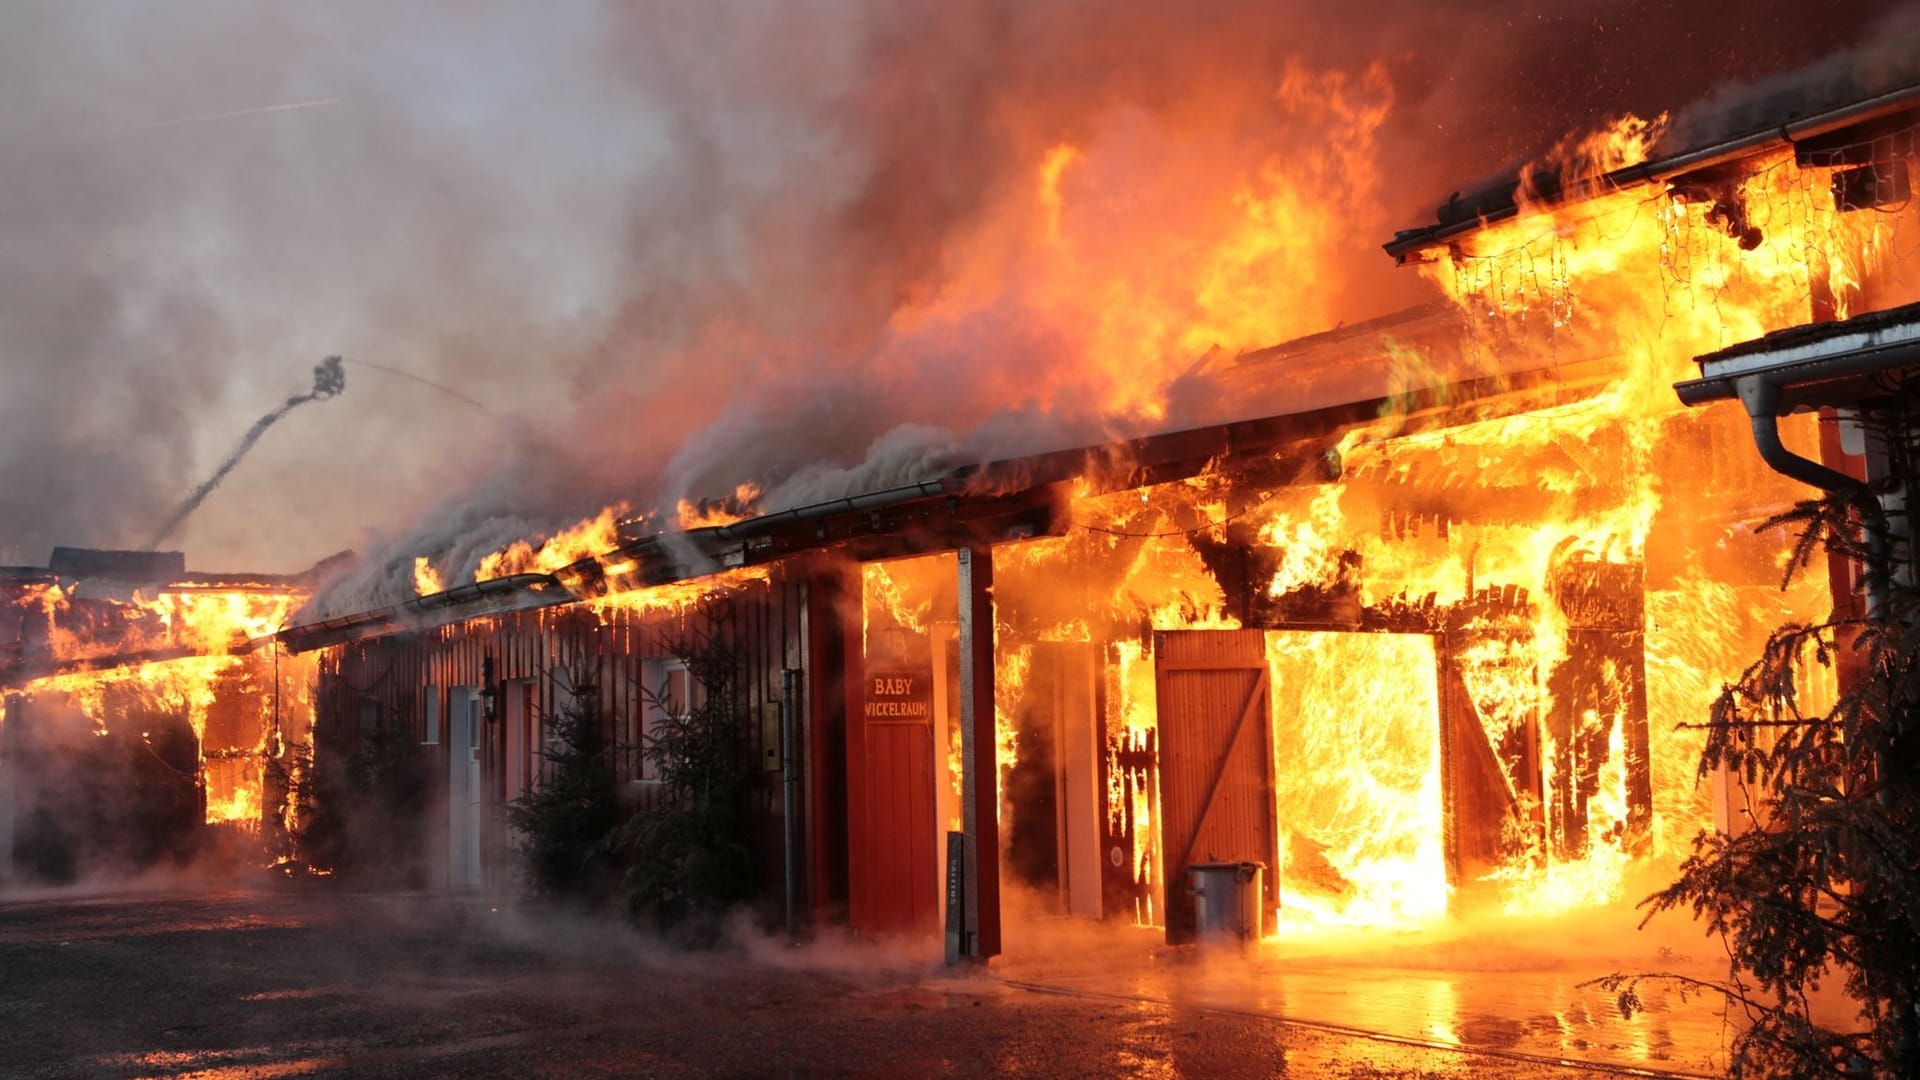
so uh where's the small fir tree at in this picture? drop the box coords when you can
[506,669,620,904]
[615,623,756,941]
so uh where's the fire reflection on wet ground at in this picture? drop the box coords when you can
[998,912,1743,1077]
[1,888,1668,1078]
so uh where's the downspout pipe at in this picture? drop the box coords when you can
[1735,375,1892,620]
[1735,375,1897,807]
[1738,377,1869,492]
[780,666,801,942]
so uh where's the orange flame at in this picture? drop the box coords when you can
[674,482,763,530]
[5,581,313,836]
[476,503,628,581]
[412,556,443,597]
[952,110,1905,936]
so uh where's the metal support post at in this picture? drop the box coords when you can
[957,545,1000,961]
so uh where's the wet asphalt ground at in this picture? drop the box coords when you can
[0,886,1711,1078]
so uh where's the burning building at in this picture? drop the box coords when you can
[0,548,328,883]
[174,50,1918,979]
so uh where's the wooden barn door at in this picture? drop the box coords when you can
[1435,636,1537,887]
[1153,630,1278,943]
[863,720,937,934]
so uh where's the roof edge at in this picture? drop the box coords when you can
[1384,81,1920,262]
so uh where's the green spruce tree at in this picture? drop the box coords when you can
[1602,408,1918,1078]
[615,623,756,942]
[507,670,620,904]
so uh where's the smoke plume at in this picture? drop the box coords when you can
[0,1,1906,610]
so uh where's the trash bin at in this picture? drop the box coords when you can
[1187,861,1265,947]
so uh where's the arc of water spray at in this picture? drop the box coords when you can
[103,98,339,136]
[342,356,572,462]
[344,356,497,420]
[146,356,347,550]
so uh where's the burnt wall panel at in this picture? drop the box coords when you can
[310,570,813,908]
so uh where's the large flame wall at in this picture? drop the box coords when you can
[846,121,1917,936]
[2,583,316,880]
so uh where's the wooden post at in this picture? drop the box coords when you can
[841,569,870,933]
[0,692,18,880]
[957,545,1001,961]
[805,565,852,923]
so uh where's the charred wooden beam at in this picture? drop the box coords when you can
[1545,554,1652,856]
[1100,726,1159,924]
[0,645,205,692]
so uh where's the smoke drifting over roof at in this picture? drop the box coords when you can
[2,2,1907,609]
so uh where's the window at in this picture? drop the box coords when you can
[666,666,693,719]
[422,685,440,745]
[636,659,704,783]
[610,666,642,785]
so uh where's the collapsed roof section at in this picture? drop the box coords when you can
[0,549,343,690]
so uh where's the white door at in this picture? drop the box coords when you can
[447,687,483,889]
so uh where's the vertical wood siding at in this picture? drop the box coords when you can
[312,570,812,910]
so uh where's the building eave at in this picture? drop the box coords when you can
[1676,299,1920,411]
[276,573,569,654]
[1384,81,1920,263]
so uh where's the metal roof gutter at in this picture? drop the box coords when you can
[277,572,566,654]
[1384,81,1920,262]
[708,479,957,539]
[1674,312,1917,623]
[1675,335,1920,409]
[1675,302,1920,409]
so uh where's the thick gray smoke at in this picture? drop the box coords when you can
[2,1,1907,612]
[0,3,648,571]
[1660,7,1920,152]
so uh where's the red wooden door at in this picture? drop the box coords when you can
[1153,630,1278,943]
[862,720,938,935]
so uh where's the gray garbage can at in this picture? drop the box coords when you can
[1187,861,1265,946]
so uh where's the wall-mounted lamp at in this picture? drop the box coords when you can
[480,655,500,725]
